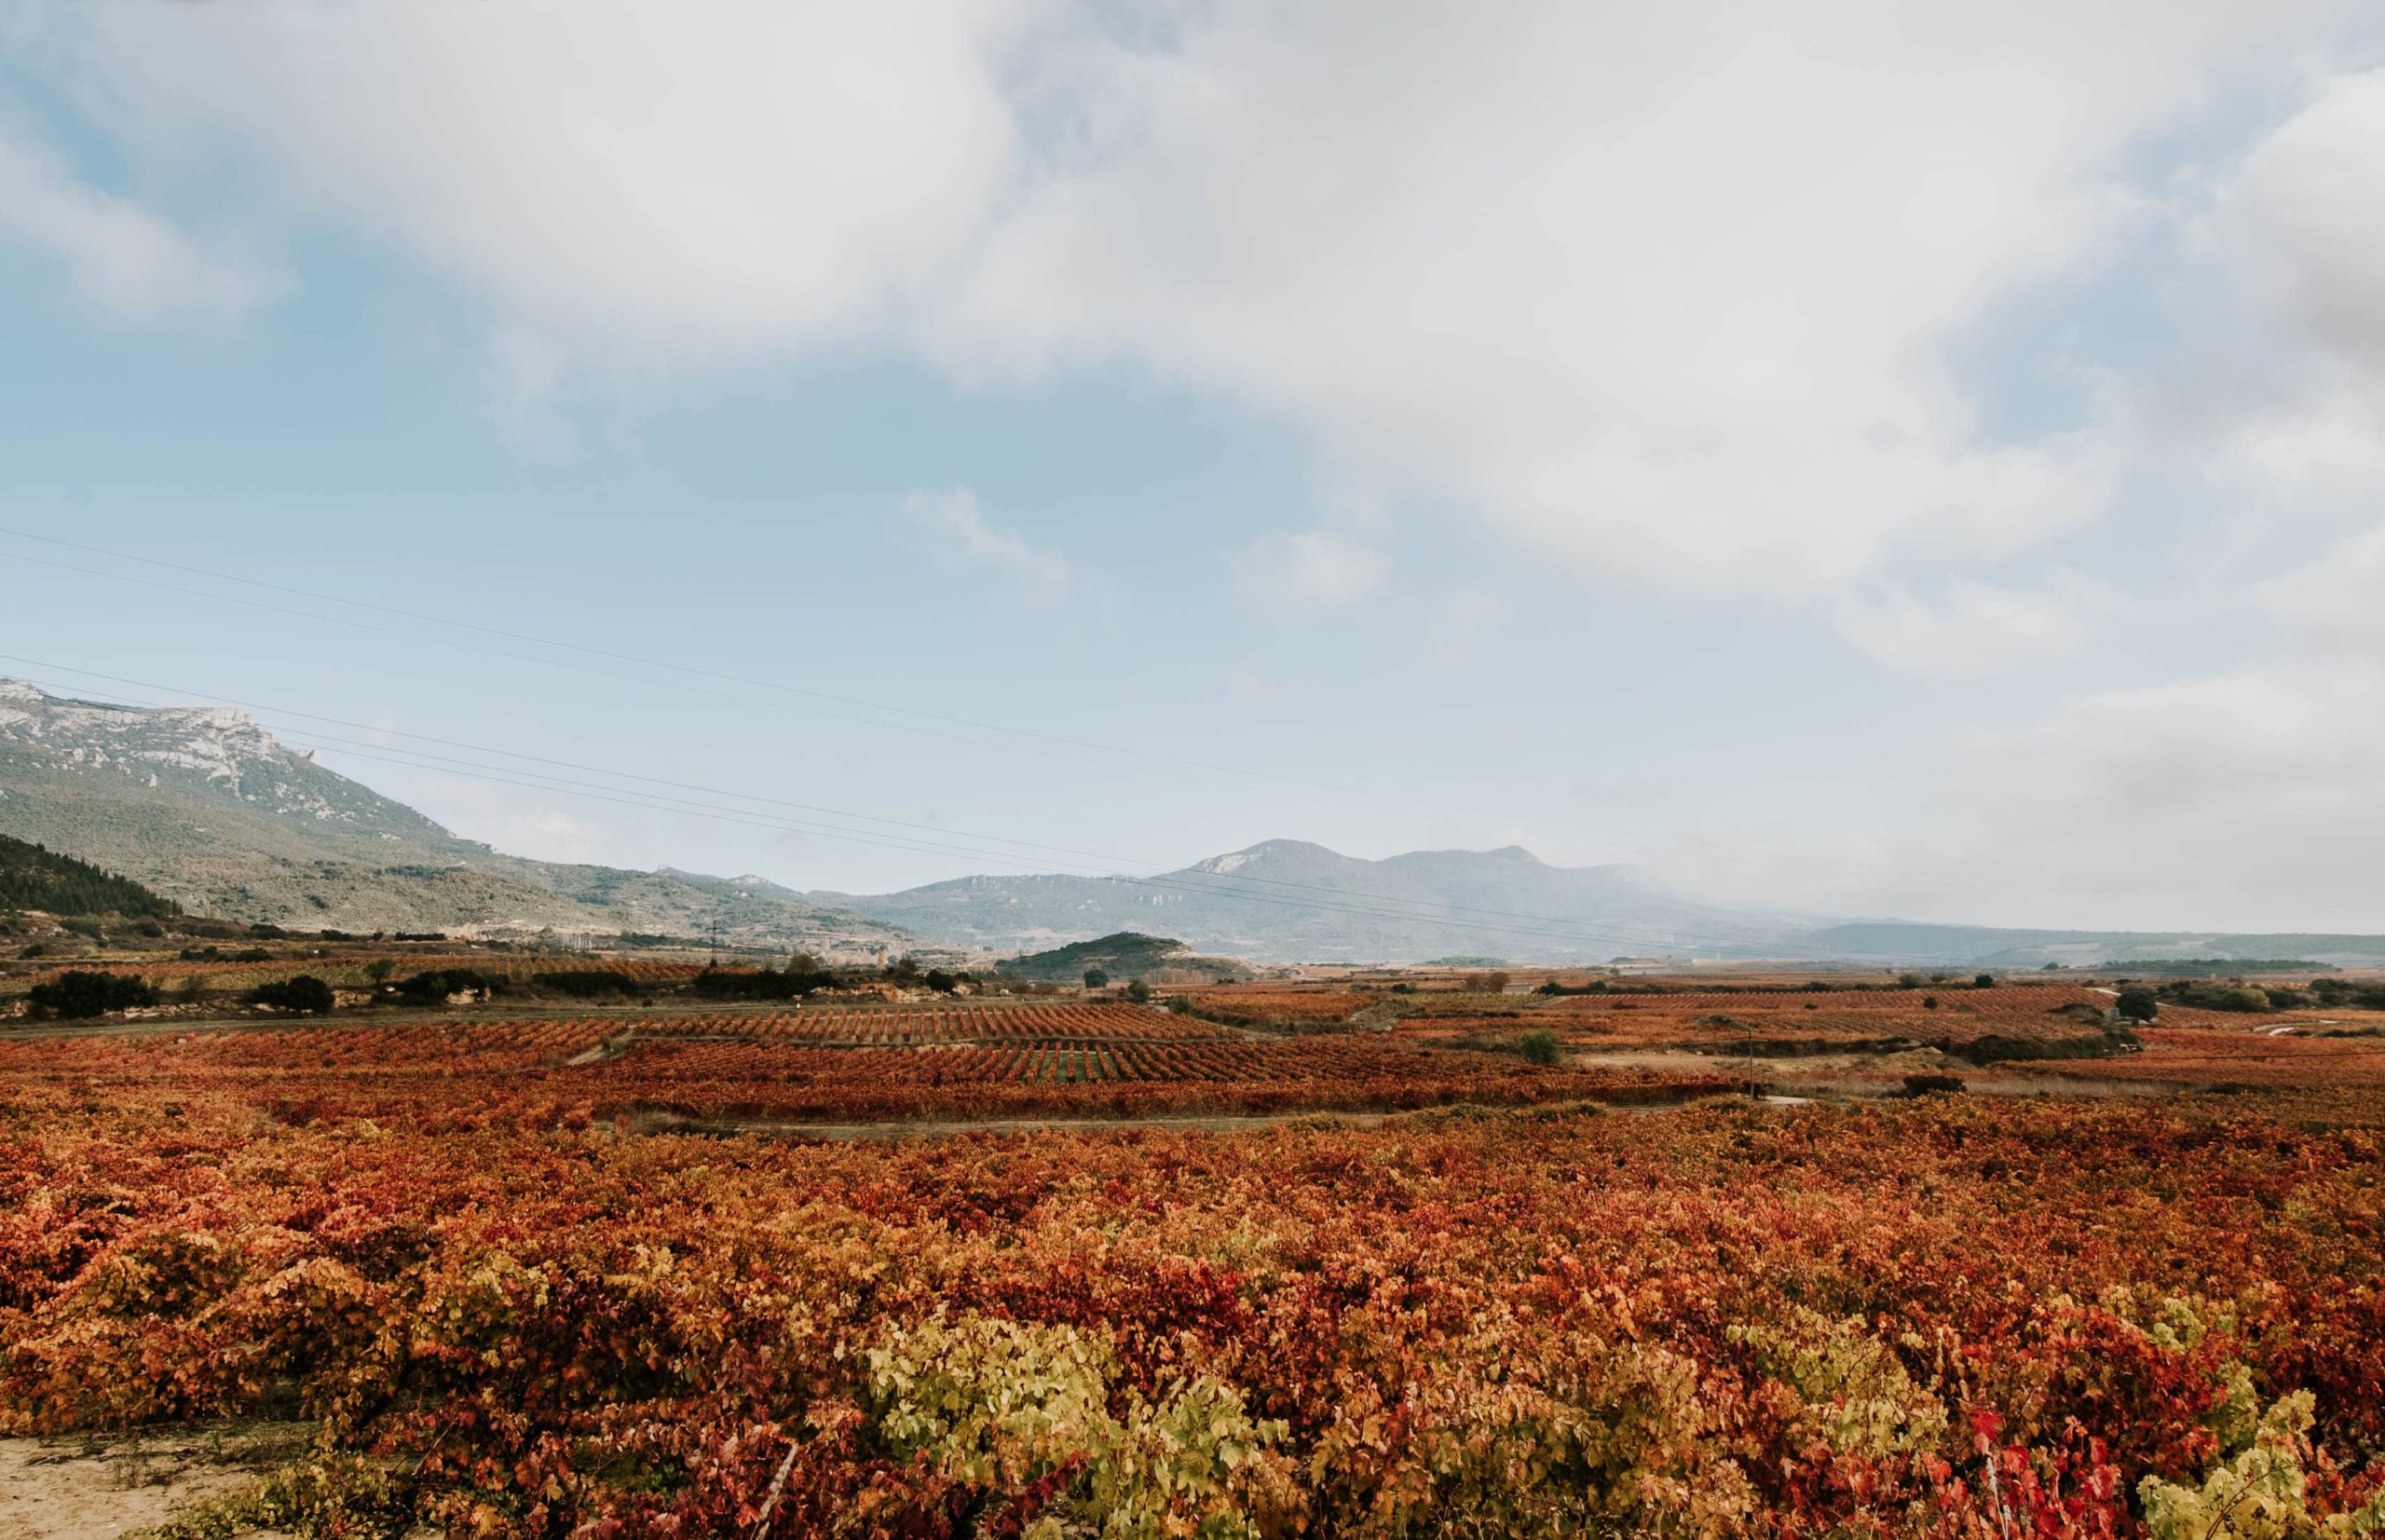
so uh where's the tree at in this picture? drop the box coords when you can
[1897,973,1925,989]
[1973,973,1997,988]
[2115,988,2159,1023]
[1518,1029,1560,1065]
[28,971,157,1018]
[1124,978,1153,1005]
[251,975,335,1015]
[1083,968,1110,990]
[363,959,397,986]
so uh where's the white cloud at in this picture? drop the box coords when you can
[1925,661,2385,930]
[1232,529,1387,609]
[2187,68,2385,526]
[1832,573,2110,675]
[32,2,1032,352]
[23,1,2361,597]
[2256,521,2385,653]
[934,2,2334,596]
[898,486,1073,603]
[0,122,281,325]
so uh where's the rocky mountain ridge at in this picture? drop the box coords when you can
[0,681,908,955]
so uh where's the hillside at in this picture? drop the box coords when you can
[0,833,180,919]
[997,932,1254,985]
[0,681,910,955]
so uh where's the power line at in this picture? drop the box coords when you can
[12,653,1964,959]
[0,657,1966,961]
[0,534,2161,907]
[0,525,1443,811]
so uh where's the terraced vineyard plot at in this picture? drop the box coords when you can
[632,1001,1235,1046]
[1179,988,1374,1026]
[1438,983,2136,1050]
[0,1014,1738,1129]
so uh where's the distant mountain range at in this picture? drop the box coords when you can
[803,839,1803,962]
[7,678,2385,968]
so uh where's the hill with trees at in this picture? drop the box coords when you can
[999,932,1253,985]
[0,832,179,919]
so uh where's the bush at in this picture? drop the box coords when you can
[2114,988,2159,1022]
[395,968,505,1004]
[2310,977,2385,1010]
[1519,1029,1561,1066]
[1973,973,1997,988]
[249,975,335,1015]
[1921,995,1939,1010]
[2154,981,2271,1014]
[691,964,833,1002]
[1903,1072,1967,1096]
[29,971,158,1018]
[1124,978,1153,1005]
[1083,968,1110,989]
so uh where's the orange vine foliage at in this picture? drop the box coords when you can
[1,1045,2380,1535]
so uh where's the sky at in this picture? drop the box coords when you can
[3,2,2384,933]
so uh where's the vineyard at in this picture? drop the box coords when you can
[3,977,2382,1536]
[2,1072,2382,1536]
[0,1007,1738,1128]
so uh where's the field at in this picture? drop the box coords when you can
[3,974,2382,1536]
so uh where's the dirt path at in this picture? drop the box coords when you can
[0,1424,310,1539]
[628,1107,1416,1140]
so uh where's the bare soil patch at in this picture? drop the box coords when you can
[0,1423,309,1540]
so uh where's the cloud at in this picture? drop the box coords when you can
[24,2,2362,598]
[2190,68,2385,522]
[0,122,282,326]
[1924,660,2385,930]
[30,2,1030,354]
[2256,521,2385,653]
[1232,529,1387,609]
[1831,573,2110,675]
[934,2,2338,597]
[898,486,1074,603]
[1638,655,2385,932]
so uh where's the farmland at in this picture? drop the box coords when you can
[2,971,2382,1536]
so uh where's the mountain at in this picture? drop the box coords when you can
[0,681,909,955]
[14,680,2385,969]
[998,932,1255,985]
[811,838,1803,962]
[0,832,181,919]
[813,837,2385,967]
